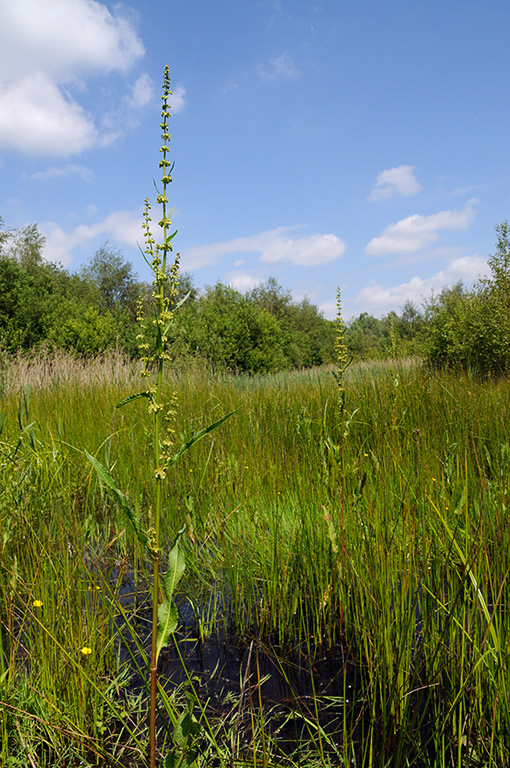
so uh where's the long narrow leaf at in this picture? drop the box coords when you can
[162,533,186,602]
[85,451,148,548]
[169,410,237,466]
[156,532,186,660]
[116,391,153,409]
[157,601,179,661]
[164,292,191,336]
[430,495,499,656]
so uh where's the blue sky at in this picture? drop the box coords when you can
[1,0,509,320]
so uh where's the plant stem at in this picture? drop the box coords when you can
[147,64,176,768]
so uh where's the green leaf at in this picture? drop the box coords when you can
[169,410,238,467]
[173,712,189,749]
[163,752,178,768]
[343,407,360,438]
[173,697,201,749]
[85,451,148,548]
[156,532,186,661]
[161,535,186,602]
[116,391,152,409]
[174,713,198,748]
[163,292,191,336]
[156,600,178,659]
[173,291,190,311]
[164,231,178,246]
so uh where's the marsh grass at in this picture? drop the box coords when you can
[1,355,510,765]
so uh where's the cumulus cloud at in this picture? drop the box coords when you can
[369,165,422,201]
[260,232,346,265]
[366,199,478,257]
[0,0,145,156]
[257,52,301,80]
[225,271,263,293]
[0,74,99,156]
[355,254,489,316]
[181,227,346,271]
[41,208,145,265]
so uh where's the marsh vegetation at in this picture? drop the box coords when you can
[1,352,510,766]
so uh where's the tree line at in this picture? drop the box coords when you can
[1,217,510,376]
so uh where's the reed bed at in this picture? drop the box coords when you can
[1,353,509,766]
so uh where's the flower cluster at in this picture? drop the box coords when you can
[134,65,182,485]
[333,287,349,411]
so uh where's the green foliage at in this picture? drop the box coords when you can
[1,222,45,266]
[424,282,470,369]
[181,282,286,372]
[0,254,69,351]
[170,277,335,373]
[48,303,119,355]
[80,242,140,314]
[345,311,385,359]
[487,219,510,307]
[425,222,510,375]
[0,215,336,371]
[3,213,509,378]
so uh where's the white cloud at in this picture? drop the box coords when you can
[369,165,422,201]
[168,85,186,114]
[0,74,98,156]
[27,163,95,182]
[449,184,485,197]
[0,0,144,82]
[366,199,478,257]
[124,75,185,113]
[257,52,301,80]
[260,232,346,265]
[319,300,337,321]
[0,0,145,156]
[75,209,146,245]
[355,254,489,316]
[225,271,263,293]
[41,208,145,265]
[126,73,154,108]
[181,227,346,271]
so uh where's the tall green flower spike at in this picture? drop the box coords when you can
[333,286,350,413]
[87,67,236,768]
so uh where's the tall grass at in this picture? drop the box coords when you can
[1,353,510,765]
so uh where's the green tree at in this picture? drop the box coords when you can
[486,220,510,309]
[345,312,385,359]
[249,278,335,368]
[1,223,45,267]
[80,242,139,313]
[0,216,10,253]
[188,283,286,373]
[424,221,510,376]
[47,303,118,355]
